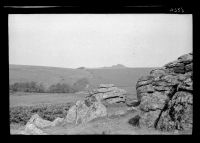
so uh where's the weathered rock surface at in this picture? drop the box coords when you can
[126,97,141,107]
[22,114,64,135]
[27,114,52,128]
[65,84,127,125]
[156,91,193,131]
[88,84,127,104]
[23,123,47,135]
[112,110,127,116]
[65,96,107,125]
[133,53,193,132]
[51,117,64,127]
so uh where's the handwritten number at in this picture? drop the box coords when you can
[169,7,184,13]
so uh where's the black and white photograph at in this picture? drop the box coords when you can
[8,14,193,135]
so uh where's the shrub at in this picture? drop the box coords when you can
[9,82,76,93]
[48,83,75,93]
[9,82,46,93]
[10,103,73,125]
[72,78,89,92]
[77,67,85,70]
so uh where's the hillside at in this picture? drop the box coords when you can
[9,64,91,87]
[9,64,155,94]
[100,64,127,69]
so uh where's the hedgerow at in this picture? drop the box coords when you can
[10,78,90,93]
[10,103,73,125]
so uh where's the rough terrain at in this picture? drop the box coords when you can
[131,53,193,133]
[11,105,182,135]
[10,53,193,135]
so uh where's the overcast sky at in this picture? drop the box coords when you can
[9,14,192,68]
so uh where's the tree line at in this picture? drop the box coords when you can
[9,78,89,93]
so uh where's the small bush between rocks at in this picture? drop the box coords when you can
[10,103,73,125]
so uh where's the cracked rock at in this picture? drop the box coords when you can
[133,53,193,132]
[89,84,127,104]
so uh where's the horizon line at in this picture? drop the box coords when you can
[9,63,159,69]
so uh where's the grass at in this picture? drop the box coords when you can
[43,110,175,135]
[9,64,159,134]
[9,92,87,107]
[9,65,192,135]
[10,103,73,125]
[9,92,83,126]
[9,64,154,94]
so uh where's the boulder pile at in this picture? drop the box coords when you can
[21,98,107,135]
[65,84,128,125]
[21,84,119,134]
[88,84,127,104]
[132,53,193,132]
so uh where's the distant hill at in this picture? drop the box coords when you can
[9,64,156,94]
[9,64,91,88]
[101,64,127,69]
[111,64,127,68]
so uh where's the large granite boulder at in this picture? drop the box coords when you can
[131,53,193,132]
[88,84,127,104]
[156,91,193,131]
[65,96,107,125]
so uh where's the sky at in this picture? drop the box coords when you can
[9,14,192,68]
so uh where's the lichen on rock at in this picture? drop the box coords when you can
[88,84,127,104]
[131,53,193,132]
[22,114,65,135]
[65,97,107,125]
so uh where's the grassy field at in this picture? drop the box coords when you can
[9,92,138,108]
[9,64,155,93]
[10,64,171,135]
[9,92,87,107]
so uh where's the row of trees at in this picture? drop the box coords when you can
[10,82,45,93]
[9,78,89,93]
[48,83,75,93]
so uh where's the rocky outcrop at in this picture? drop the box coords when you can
[51,117,64,127]
[22,114,64,135]
[27,114,53,128]
[23,123,47,135]
[88,84,127,104]
[133,53,193,132]
[22,84,110,133]
[65,96,107,125]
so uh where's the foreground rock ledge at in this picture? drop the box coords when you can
[132,53,193,132]
[22,114,64,135]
